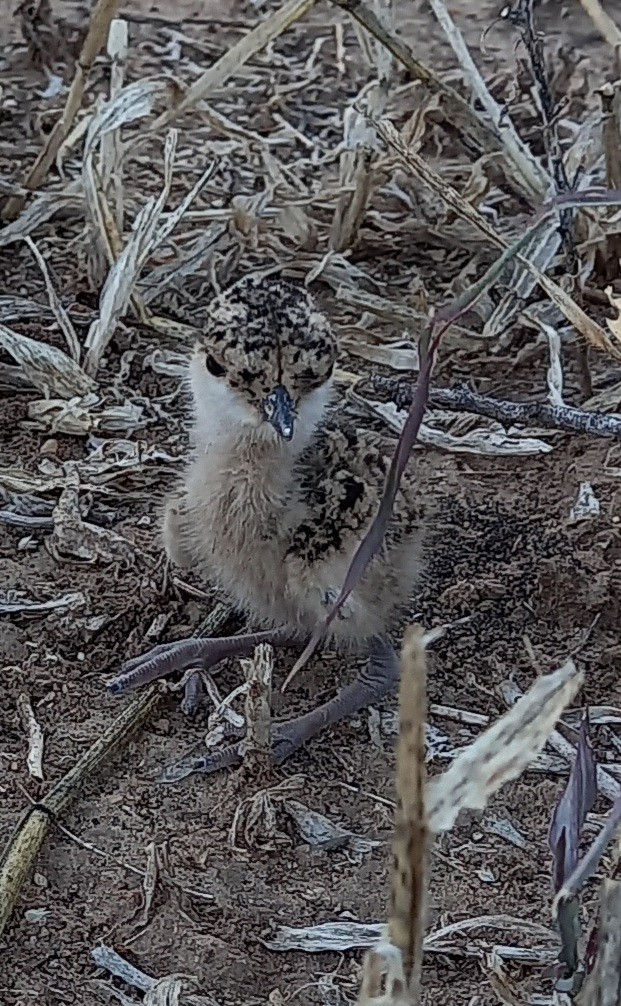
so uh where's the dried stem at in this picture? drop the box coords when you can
[0,682,165,937]
[578,0,621,74]
[358,627,428,1006]
[331,0,547,203]
[1,0,121,221]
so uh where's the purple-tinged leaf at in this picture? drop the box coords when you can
[549,709,597,894]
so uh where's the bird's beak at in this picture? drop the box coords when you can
[262,385,296,441]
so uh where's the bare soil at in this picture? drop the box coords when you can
[1,1,621,1004]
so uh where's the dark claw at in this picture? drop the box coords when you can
[180,671,203,716]
[160,743,244,782]
[160,721,306,782]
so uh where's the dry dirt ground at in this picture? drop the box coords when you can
[1,0,621,1004]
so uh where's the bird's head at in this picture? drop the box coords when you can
[190,275,337,447]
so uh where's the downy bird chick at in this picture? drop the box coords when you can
[108,275,425,770]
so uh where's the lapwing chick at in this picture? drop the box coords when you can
[108,275,425,771]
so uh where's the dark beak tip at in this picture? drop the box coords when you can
[264,385,296,441]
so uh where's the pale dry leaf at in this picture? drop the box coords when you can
[84,78,185,156]
[0,180,83,249]
[230,776,304,851]
[482,219,562,339]
[0,324,96,398]
[202,675,247,737]
[0,590,86,614]
[267,916,557,957]
[140,224,229,306]
[27,397,145,436]
[143,975,184,1006]
[24,237,81,362]
[16,693,45,781]
[335,285,429,330]
[362,397,552,455]
[230,788,278,850]
[90,945,153,993]
[84,129,178,377]
[265,922,384,953]
[583,380,621,412]
[284,799,381,853]
[342,337,420,371]
[0,467,66,495]
[427,659,583,834]
[24,908,51,923]
[47,479,136,565]
[143,349,187,377]
[570,482,600,523]
[0,295,55,323]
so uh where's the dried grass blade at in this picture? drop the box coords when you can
[83,130,178,376]
[427,659,583,834]
[152,0,320,130]
[24,237,81,362]
[0,323,96,398]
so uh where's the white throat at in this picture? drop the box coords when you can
[188,353,333,457]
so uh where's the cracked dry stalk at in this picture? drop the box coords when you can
[240,643,274,765]
[358,627,428,1006]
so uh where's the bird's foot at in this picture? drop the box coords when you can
[161,635,401,780]
[160,718,308,781]
[107,628,299,700]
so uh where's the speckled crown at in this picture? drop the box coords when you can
[195,275,337,401]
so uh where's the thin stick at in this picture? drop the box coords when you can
[366,377,621,439]
[578,0,621,71]
[0,683,164,937]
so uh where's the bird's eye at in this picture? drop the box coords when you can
[205,354,226,378]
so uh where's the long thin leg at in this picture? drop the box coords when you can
[107,627,302,695]
[179,635,400,776]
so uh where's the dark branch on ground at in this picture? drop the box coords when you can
[365,375,621,439]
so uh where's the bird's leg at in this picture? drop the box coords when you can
[187,635,400,775]
[107,628,302,696]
